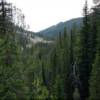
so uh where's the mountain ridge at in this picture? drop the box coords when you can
[37,17,83,39]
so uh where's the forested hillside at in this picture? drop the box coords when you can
[0,0,100,100]
[37,18,82,39]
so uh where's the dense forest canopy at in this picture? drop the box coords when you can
[0,0,100,100]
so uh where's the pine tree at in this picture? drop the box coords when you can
[88,4,100,100]
[61,28,74,100]
[88,25,100,100]
[0,0,26,99]
[67,29,75,100]
[78,1,93,100]
[89,5,98,64]
[89,46,100,100]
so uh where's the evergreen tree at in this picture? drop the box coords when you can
[78,1,94,100]
[88,4,100,100]
[0,0,27,99]
[88,26,100,100]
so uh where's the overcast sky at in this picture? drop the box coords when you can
[8,0,93,32]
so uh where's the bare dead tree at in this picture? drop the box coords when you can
[0,0,13,37]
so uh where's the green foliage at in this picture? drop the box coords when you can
[88,18,100,100]
[0,0,100,100]
[33,79,49,100]
[89,53,100,100]
[77,1,98,100]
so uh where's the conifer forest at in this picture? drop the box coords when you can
[0,0,100,100]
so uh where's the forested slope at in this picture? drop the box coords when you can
[0,0,100,100]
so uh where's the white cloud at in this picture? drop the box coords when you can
[8,0,93,32]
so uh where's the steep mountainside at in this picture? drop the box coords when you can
[37,17,83,38]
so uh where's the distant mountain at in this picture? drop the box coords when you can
[37,17,83,39]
